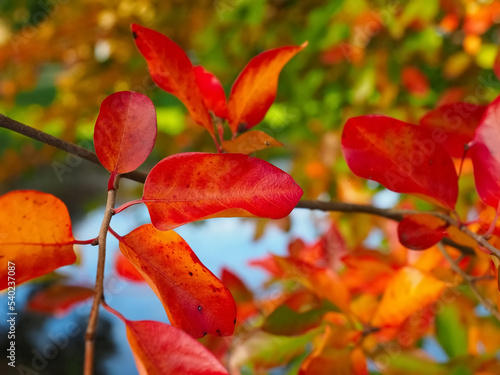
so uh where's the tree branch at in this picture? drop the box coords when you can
[84,175,120,375]
[1,113,498,258]
[437,243,500,321]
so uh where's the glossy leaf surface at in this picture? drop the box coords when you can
[94,91,157,175]
[0,191,76,290]
[371,267,446,327]
[227,42,307,133]
[193,66,228,119]
[470,95,500,208]
[132,24,213,135]
[419,102,486,158]
[342,115,458,209]
[28,284,94,315]
[125,319,230,375]
[118,224,236,338]
[398,214,448,250]
[222,130,284,154]
[142,153,303,231]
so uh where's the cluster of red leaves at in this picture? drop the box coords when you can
[0,24,306,374]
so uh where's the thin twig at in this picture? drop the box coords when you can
[437,243,500,321]
[1,113,498,258]
[84,175,120,375]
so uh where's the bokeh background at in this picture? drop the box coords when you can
[1,0,500,374]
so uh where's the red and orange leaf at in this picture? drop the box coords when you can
[221,268,256,323]
[115,251,145,282]
[470,95,500,208]
[125,319,230,375]
[142,153,303,231]
[227,42,307,133]
[398,214,448,250]
[401,66,429,97]
[371,267,446,328]
[28,284,94,316]
[118,224,236,338]
[0,191,77,290]
[131,24,213,135]
[342,115,458,210]
[94,91,157,176]
[193,66,228,119]
[222,130,284,154]
[419,102,487,158]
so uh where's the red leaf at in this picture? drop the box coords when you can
[193,66,228,119]
[131,24,213,135]
[222,130,284,154]
[0,191,77,290]
[118,224,236,338]
[419,102,487,158]
[470,95,500,208]
[28,284,94,316]
[398,214,448,250]
[227,42,307,133]
[94,91,157,176]
[114,251,145,282]
[494,50,500,81]
[142,152,303,231]
[342,115,458,210]
[125,319,230,375]
[401,66,429,97]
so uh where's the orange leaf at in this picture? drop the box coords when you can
[0,191,77,290]
[118,224,236,338]
[94,91,157,178]
[125,319,230,375]
[114,251,145,282]
[28,284,94,316]
[222,130,284,154]
[371,267,446,327]
[131,24,213,136]
[141,153,303,231]
[398,214,448,250]
[227,42,307,133]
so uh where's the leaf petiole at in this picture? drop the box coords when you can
[113,199,143,214]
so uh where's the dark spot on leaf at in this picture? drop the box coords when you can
[216,329,221,336]
[203,332,207,336]
[132,31,138,39]
[198,305,202,311]
[189,272,193,276]
[233,319,236,324]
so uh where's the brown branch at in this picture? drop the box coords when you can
[84,175,120,375]
[1,113,498,258]
[437,243,500,321]
[0,113,147,183]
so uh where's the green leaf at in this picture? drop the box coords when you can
[436,303,467,359]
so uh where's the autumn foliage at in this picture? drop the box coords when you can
[2,2,500,374]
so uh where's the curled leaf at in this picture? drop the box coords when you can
[342,115,458,210]
[142,152,303,231]
[227,42,308,133]
[398,214,448,250]
[118,224,236,338]
[94,91,157,176]
[222,130,284,154]
[0,191,77,290]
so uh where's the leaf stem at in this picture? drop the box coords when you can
[437,243,500,321]
[108,226,123,241]
[73,237,99,246]
[84,174,120,375]
[113,199,143,214]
